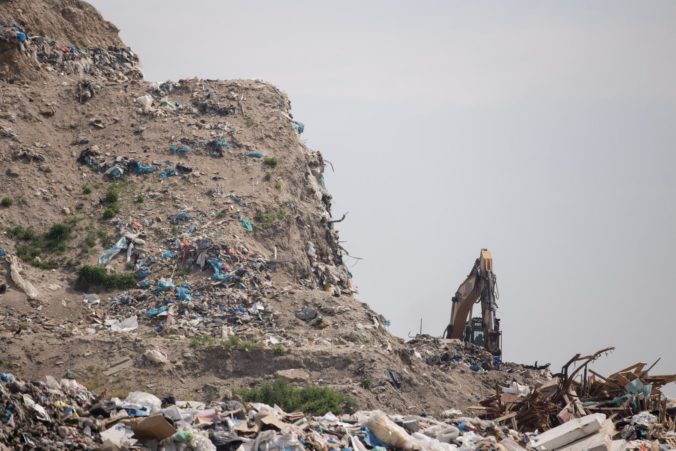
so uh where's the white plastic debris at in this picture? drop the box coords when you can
[83,293,100,305]
[105,315,138,332]
[101,423,137,447]
[124,391,162,414]
[501,381,531,397]
[8,255,39,300]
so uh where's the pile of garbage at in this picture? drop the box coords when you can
[76,146,194,181]
[474,347,676,444]
[82,215,282,339]
[1,21,141,81]
[407,335,502,372]
[2,370,674,450]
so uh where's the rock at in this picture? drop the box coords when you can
[62,207,71,215]
[295,306,317,321]
[144,349,169,365]
[274,368,310,383]
[6,166,19,177]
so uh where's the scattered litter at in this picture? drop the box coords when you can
[105,315,138,332]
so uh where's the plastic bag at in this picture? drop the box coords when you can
[124,391,161,414]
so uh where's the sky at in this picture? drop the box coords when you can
[89,0,676,394]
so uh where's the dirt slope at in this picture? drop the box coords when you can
[0,0,551,417]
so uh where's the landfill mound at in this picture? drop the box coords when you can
[1,1,675,450]
[0,0,551,417]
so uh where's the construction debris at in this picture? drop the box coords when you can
[474,347,676,444]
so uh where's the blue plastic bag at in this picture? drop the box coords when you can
[147,306,169,317]
[159,168,178,180]
[176,286,192,302]
[134,161,156,174]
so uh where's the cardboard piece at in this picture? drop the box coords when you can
[260,414,289,431]
[131,415,176,441]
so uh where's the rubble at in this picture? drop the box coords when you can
[0,372,579,450]
[474,347,676,443]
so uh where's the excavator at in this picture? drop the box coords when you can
[443,249,502,364]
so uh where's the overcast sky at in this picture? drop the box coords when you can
[89,0,676,393]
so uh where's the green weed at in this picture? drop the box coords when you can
[101,187,120,219]
[253,210,286,229]
[189,334,262,352]
[75,265,136,291]
[263,157,278,168]
[236,379,357,415]
[272,344,287,355]
[8,221,76,268]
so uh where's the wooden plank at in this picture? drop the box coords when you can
[494,412,517,423]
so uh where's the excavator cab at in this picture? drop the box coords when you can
[465,317,486,347]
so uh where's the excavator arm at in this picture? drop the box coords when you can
[444,249,502,357]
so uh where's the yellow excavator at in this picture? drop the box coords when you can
[443,249,502,364]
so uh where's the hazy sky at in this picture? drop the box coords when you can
[89,1,676,393]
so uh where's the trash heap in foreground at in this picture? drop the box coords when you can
[1,356,675,451]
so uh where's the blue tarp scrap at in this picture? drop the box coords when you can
[113,294,133,305]
[0,247,5,257]
[159,81,174,92]
[170,211,193,223]
[135,267,151,280]
[291,120,305,134]
[154,279,175,294]
[122,407,149,417]
[0,373,16,383]
[208,258,231,282]
[246,151,264,158]
[99,236,129,265]
[176,286,192,302]
[159,168,178,180]
[169,145,192,155]
[138,279,152,289]
[147,305,169,317]
[161,250,174,259]
[209,138,231,149]
[133,161,156,174]
[361,427,386,448]
[104,166,124,179]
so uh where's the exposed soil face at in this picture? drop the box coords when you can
[1,0,122,48]
[0,0,552,419]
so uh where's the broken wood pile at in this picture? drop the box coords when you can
[473,347,676,439]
